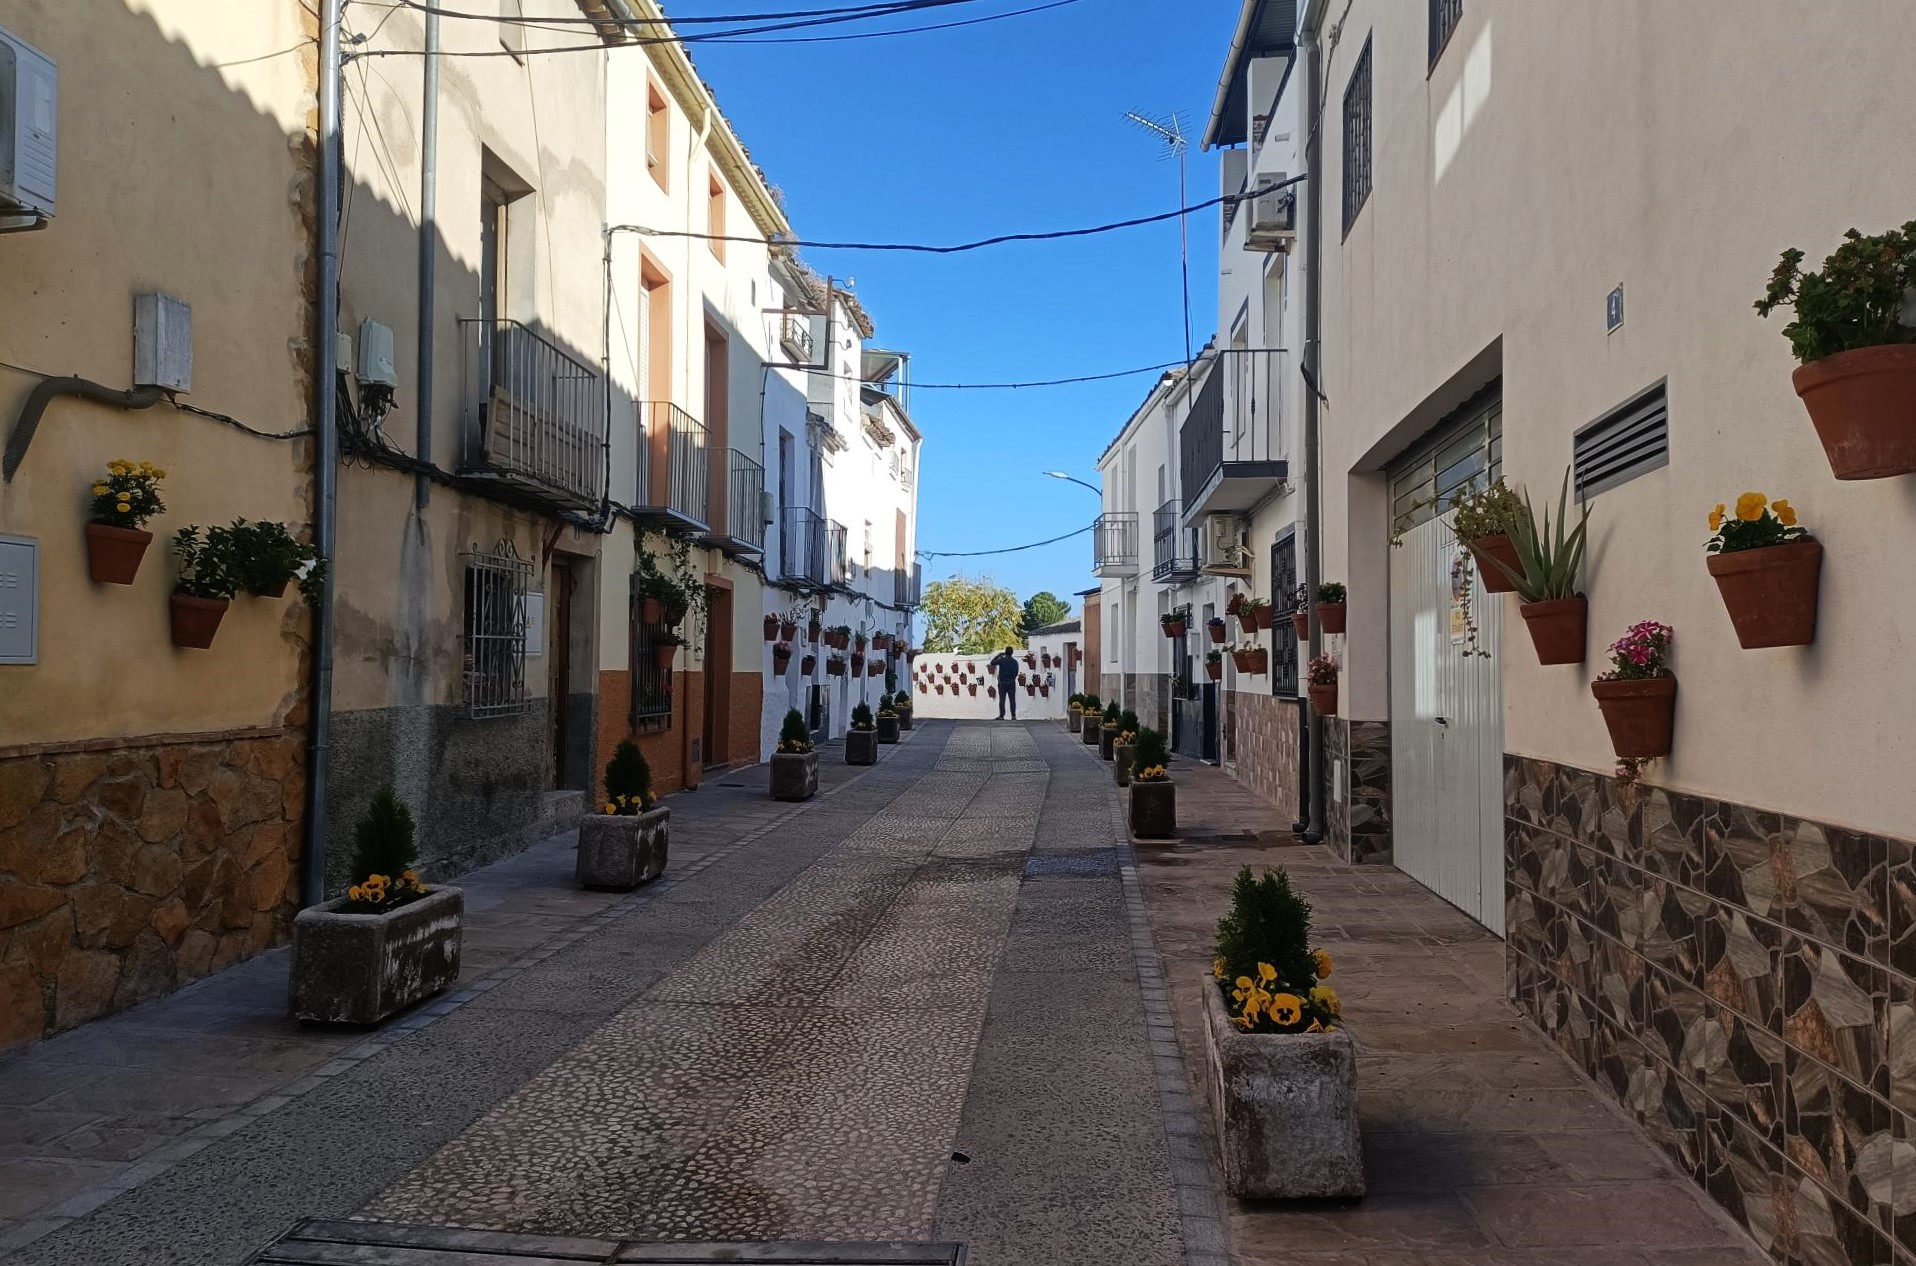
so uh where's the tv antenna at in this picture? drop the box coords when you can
[1124,109,1194,367]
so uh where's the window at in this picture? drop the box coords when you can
[499,0,525,61]
[1429,0,1462,68]
[707,174,726,262]
[464,543,532,717]
[628,572,673,729]
[1342,37,1373,235]
[646,82,669,191]
[1575,382,1669,499]
[1272,534,1299,697]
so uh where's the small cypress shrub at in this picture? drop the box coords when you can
[851,702,875,730]
[1119,709,1139,737]
[1210,867,1338,1034]
[1131,727,1170,779]
[351,787,417,883]
[1102,700,1121,726]
[778,708,813,753]
[603,740,652,815]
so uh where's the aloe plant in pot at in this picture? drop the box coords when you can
[1482,471,1590,666]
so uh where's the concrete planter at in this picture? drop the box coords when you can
[877,714,900,744]
[846,729,878,766]
[1099,725,1117,761]
[772,749,820,800]
[290,886,464,1025]
[1081,720,1100,747]
[1113,742,1134,786]
[897,707,914,731]
[1129,778,1176,839]
[1202,983,1363,1199]
[1068,710,1083,733]
[576,807,670,890]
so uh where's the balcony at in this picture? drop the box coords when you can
[1179,357,1288,522]
[780,507,828,588]
[459,319,606,513]
[1152,499,1200,582]
[632,401,709,532]
[699,449,765,557]
[1092,511,1140,578]
[780,311,815,364]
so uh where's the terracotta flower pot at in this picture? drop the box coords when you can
[779,620,797,641]
[642,597,664,626]
[1791,345,1916,480]
[801,655,816,675]
[1592,675,1677,759]
[1026,684,1036,696]
[1308,682,1338,717]
[1519,595,1587,665]
[772,648,792,674]
[1291,610,1308,640]
[1206,618,1228,645]
[652,640,681,672]
[1205,660,1222,681]
[1226,593,1244,615]
[1467,534,1523,595]
[967,683,977,695]
[1039,685,1050,697]
[1164,619,1187,639]
[1254,606,1275,632]
[987,686,995,698]
[1315,602,1347,635]
[851,653,866,672]
[169,594,229,649]
[85,523,152,586]
[1230,649,1251,673]
[763,615,780,642]
[918,682,927,694]
[1245,649,1269,675]
[1707,539,1823,649]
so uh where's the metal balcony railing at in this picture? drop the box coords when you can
[1180,368,1226,510]
[1152,499,1200,582]
[459,319,605,512]
[1092,511,1140,577]
[723,449,766,553]
[634,401,709,531]
[1180,351,1289,519]
[780,507,828,587]
[780,311,815,364]
[827,520,850,586]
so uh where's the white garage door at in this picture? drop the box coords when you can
[1386,393,1506,934]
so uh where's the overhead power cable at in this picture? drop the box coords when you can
[918,524,1093,558]
[382,0,981,26]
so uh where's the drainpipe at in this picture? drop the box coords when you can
[415,8,439,510]
[304,0,343,907]
[1299,15,1327,845]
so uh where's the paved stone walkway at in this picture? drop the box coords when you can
[0,722,1193,1266]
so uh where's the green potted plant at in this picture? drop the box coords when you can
[1079,693,1102,745]
[826,652,847,677]
[1112,710,1140,788]
[1206,615,1228,645]
[1592,620,1677,784]
[845,701,878,766]
[1240,595,1271,633]
[1756,221,1916,479]
[771,708,819,799]
[1704,492,1820,648]
[170,524,240,649]
[1205,867,1360,1198]
[84,458,165,584]
[807,613,822,644]
[1481,471,1590,665]
[1067,692,1085,732]
[1128,728,1175,839]
[1162,611,1187,639]
[771,640,794,675]
[1450,479,1525,595]
[1099,700,1121,760]
[1307,654,1338,717]
[651,631,684,673]
[894,685,913,730]
[231,519,325,600]
[1205,648,1223,681]
[1288,583,1309,640]
[876,694,901,744]
[290,787,462,1024]
[578,741,669,889]
[1313,582,1347,636]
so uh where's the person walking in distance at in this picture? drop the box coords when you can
[988,646,1021,720]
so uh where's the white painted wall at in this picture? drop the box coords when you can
[910,654,1066,720]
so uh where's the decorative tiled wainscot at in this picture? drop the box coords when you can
[1504,754,1913,1266]
[1326,719,1391,866]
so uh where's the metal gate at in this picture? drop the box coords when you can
[1386,390,1505,934]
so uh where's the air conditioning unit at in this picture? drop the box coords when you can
[0,25,57,220]
[1242,177,1294,254]
[1202,515,1253,576]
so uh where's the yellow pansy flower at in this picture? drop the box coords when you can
[1313,949,1334,978]
[1234,975,1253,991]
[605,802,617,813]
[1269,993,1303,1026]
[401,870,420,886]
[1735,491,1767,522]
[1310,984,1341,1017]
[1212,956,1227,980]
[1773,499,1797,527]
[1256,962,1277,984]
[1707,504,1725,532]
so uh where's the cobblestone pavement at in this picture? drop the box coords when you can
[0,722,1196,1266]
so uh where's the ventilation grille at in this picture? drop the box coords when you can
[1575,383,1668,498]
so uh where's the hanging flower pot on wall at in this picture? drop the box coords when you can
[1290,609,1308,640]
[772,643,793,674]
[1306,654,1338,717]
[967,683,977,696]
[987,686,996,698]
[779,619,797,641]
[1162,614,1186,639]
[88,524,153,585]
[1206,618,1228,645]
[641,596,664,626]
[1519,596,1587,665]
[1244,647,1269,675]
[807,619,821,644]
[801,654,817,675]
[828,657,847,677]
[1592,676,1677,758]
[1704,493,1822,648]
[85,460,165,585]
[652,637,683,673]
[169,595,229,649]
[1468,535,1523,594]
[1307,680,1337,716]
[763,615,780,642]
[1314,603,1346,635]
[1205,653,1222,682]
[851,652,866,673]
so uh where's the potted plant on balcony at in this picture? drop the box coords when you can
[877,695,901,743]
[771,709,819,799]
[1205,866,1360,1198]
[652,631,684,673]
[1113,711,1140,787]
[1080,694,1102,745]
[1100,701,1121,760]
[1129,728,1175,839]
[1756,220,1916,479]
[1162,611,1187,639]
[1206,649,1223,681]
[578,741,669,890]
[1289,583,1309,640]
[1704,492,1821,648]
[1314,582,1348,636]
[170,524,240,649]
[291,787,462,1024]
[1206,615,1228,644]
[845,702,878,766]
[1592,620,1677,784]
[1307,654,1339,717]
[84,459,165,584]
[1450,478,1526,595]
[772,640,794,675]
[1482,471,1590,665]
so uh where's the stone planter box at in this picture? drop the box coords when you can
[1129,779,1176,839]
[877,715,900,744]
[897,708,913,731]
[1069,710,1083,733]
[576,807,670,890]
[772,749,820,800]
[1113,742,1134,786]
[1081,720,1100,747]
[846,729,878,766]
[1099,726,1117,761]
[1202,984,1363,1199]
[290,886,464,1025]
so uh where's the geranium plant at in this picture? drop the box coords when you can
[1756,221,1916,364]
[1211,866,1339,1034]
[1306,654,1337,687]
[342,787,432,913]
[1706,491,1807,553]
[1597,620,1673,682]
[90,459,166,528]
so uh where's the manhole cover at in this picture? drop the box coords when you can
[1022,853,1117,877]
[253,1220,966,1264]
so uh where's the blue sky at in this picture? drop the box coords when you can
[690,0,1239,611]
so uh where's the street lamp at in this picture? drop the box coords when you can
[1043,470,1101,495]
